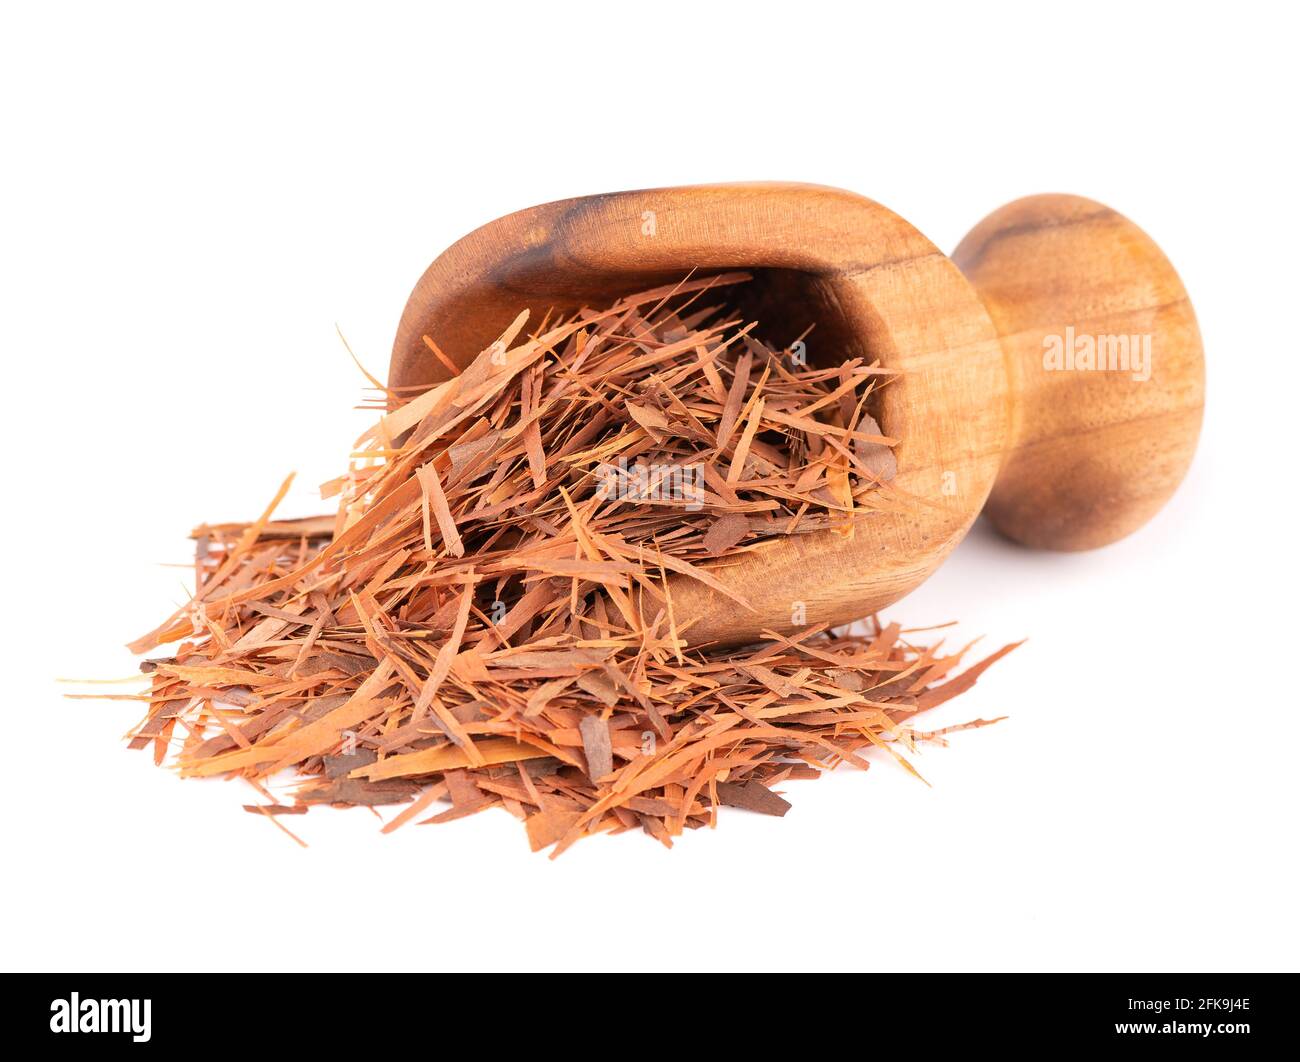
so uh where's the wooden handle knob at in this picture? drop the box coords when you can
[953,195,1204,550]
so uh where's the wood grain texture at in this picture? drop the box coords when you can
[389,183,1007,646]
[390,184,1203,644]
[953,194,1204,550]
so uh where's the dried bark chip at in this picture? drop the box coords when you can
[297,778,422,807]
[105,273,1017,855]
[323,749,378,779]
[826,668,868,691]
[866,673,921,699]
[579,714,614,781]
[854,413,897,481]
[242,804,308,816]
[526,807,583,852]
[575,671,621,708]
[625,401,670,432]
[702,513,751,556]
[443,769,485,808]
[715,781,792,817]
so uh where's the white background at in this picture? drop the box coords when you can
[3,2,1296,973]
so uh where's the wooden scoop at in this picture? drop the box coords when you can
[389,184,1203,645]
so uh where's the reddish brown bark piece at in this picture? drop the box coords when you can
[103,275,1013,854]
[579,715,614,781]
[296,779,421,806]
[525,804,583,852]
[715,781,792,817]
[575,672,620,708]
[854,414,898,482]
[702,513,751,556]
[323,750,377,779]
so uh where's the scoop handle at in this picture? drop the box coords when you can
[953,194,1204,550]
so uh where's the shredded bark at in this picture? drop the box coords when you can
[111,274,1016,854]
